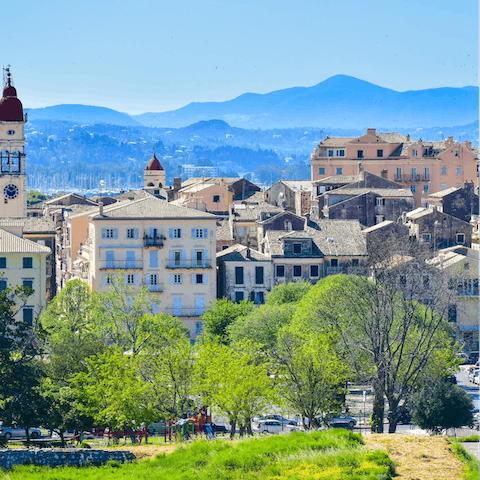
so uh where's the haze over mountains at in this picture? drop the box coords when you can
[27,75,479,130]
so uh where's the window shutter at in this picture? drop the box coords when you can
[134,228,139,239]
[203,228,208,238]
[102,228,107,239]
[134,274,139,285]
[191,228,196,238]
[181,250,186,267]
[203,250,208,266]
[113,229,119,239]
[102,275,108,285]
[191,274,196,284]
[203,274,208,284]
[149,250,158,268]
[149,228,155,237]
[169,250,174,261]
[169,274,174,285]
[169,228,174,239]
[191,250,196,263]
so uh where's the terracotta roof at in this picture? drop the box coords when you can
[0,228,51,254]
[145,153,164,171]
[375,132,408,143]
[90,196,217,220]
[319,137,356,147]
[216,244,270,262]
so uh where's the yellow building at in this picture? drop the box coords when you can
[0,226,51,324]
[78,196,217,340]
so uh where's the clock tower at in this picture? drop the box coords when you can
[0,66,27,218]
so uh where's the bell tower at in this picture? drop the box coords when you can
[144,150,166,196]
[0,66,27,218]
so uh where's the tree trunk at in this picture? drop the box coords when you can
[239,425,245,437]
[372,380,385,433]
[229,420,236,440]
[246,419,253,436]
[59,430,65,447]
[387,398,399,434]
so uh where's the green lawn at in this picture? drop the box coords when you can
[1,430,396,480]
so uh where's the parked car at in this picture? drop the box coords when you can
[444,375,457,384]
[257,415,297,426]
[211,423,230,434]
[0,425,41,440]
[253,420,295,434]
[328,415,357,428]
[147,422,167,435]
[468,368,479,383]
[474,371,480,385]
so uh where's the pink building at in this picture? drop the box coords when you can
[310,128,478,207]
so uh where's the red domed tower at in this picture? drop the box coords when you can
[144,150,166,196]
[0,66,27,218]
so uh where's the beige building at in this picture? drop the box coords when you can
[144,152,166,196]
[0,225,51,324]
[77,196,217,340]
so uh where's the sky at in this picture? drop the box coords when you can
[1,0,478,115]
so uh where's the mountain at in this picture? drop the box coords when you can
[133,75,478,129]
[27,104,142,127]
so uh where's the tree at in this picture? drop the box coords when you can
[275,325,349,429]
[92,274,160,355]
[411,381,474,433]
[202,298,254,344]
[265,281,312,306]
[294,235,460,433]
[195,342,274,438]
[71,348,156,442]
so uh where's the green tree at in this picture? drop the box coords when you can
[265,281,312,306]
[196,342,274,438]
[411,381,474,433]
[202,298,254,344]
[71,348,156,443]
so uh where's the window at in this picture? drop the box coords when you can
[275,265,285,277]
[422,275,431,289]
[336,167,343,175]
[410,184,416,193]
[422,233,431,242]
[0,257,6,268]
[423,184,429,193]
[169,228,182,239]
[441,184,447,190]
[328,150,334,157]
[284,221,292,231]
[195,321,203,336]
[149,274,158,285]
[235,291,244,303]
[293,243,302,254]
[330,258,338,267]
[310,265,319,277]
[195,274,204,284]
[352,259,359,266]
[102,228,116,239]
[23,257,33,269]
[318,167,325,175]
[455,149,459,157]
[213,194,220,203]
[126,274,135,285]
[255,291,265,304]
[22,279,33,290]
[237,226,246,237]
[375,215,385,224]
[195,250,204,266]
[193,228,208,238]
[0,279,7,291]
[149,250,158,268]
[23,307,34,327]
[175,274,183,284]
[357,150,364,159]
[126,228,137,239]
[441,167,447,175]
[337,150,345,157]
[377,149,383,158]
[413,149,417,157]
[235,266,244,285]
[255,266,264,285]
[410,167,417,180]
[424,167,430,180]
[456,184,461,188]
[376,198,385,206]
[102,274,113,285]
[293,265,302,277]
[456,233,465,244]
[174,251,181,266]
[456,167,462,175]
[395,167,402,181]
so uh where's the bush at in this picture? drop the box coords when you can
[106,460,121,468]
[79,441,91,449]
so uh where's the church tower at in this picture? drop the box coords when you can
[144,151,166,196]
[0,67,27,218]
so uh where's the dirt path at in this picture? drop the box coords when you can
[115,443,176,459]
[363,434,465,480]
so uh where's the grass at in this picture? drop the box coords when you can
[450,441,480,480]
[451,434,479,443]
[0,429,396,480]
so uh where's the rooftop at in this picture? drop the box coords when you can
[0,228,51,254]
[216,244,270,262]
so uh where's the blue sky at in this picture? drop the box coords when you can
[2,0,478,114]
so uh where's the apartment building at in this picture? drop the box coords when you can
[80,196,217,340]
[310,128,478,207]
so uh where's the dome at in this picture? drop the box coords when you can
[3,85,17,97]
[145,153,164,171]
[0,72,23,122]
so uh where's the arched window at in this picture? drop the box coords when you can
[1,150,9,172]
[11,151,20,172]
[158,182,163,188]
[147,182,154,187]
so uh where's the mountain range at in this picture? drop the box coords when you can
[26,75,478,130]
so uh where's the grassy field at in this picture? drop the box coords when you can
[1,429,396,480]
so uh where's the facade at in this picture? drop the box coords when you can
[0,226,51,323]
[267,180,312,216]
[80,196,217,340]
[0,68,27,218]
[310,128,478,207]
[216,244,273,304]
[144,153,166,196]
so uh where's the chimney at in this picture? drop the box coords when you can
[99,200,104,216]
[263,186,266,202]
[463,140,471,150]
[406,134,410,141]
[357,162,363,175]
[246,247,251,259]
[445,136,454,147]
[367,128,376,136]
[173,177,182,190]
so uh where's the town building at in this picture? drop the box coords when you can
[310,128,478,207]
[266,180,312,216]
[143,152,167,198]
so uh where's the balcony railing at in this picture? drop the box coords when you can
[143,235,166,247]
[325,266,345,276]
[403,174,429,182]
[164,307,205,317]
[166,260,212,269]
[145,283,164,293]
[99,260,143,270]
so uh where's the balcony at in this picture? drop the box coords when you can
[403,174,429,182]
[99,260,143,270]
[145,283,164,293]
[166,259,212,269]
[325,266,344,276]
[143,235,166,248]
[164,307,205,317]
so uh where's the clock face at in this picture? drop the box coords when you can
[4,184,19,200]
[6,130,15,136]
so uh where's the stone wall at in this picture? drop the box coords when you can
[0,448,136,470]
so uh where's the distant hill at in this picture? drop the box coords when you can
[27,104,142,127]
[133,75,479,129]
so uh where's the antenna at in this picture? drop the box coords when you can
[3,65,12,88]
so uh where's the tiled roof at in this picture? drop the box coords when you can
[231,202,284,221]
[232,191,266,204]
[179,183,221,194]
[0,219,25,228]
[264,220,367,257]
[279,180,312,191]
[0,228,51,254]
[406,207,471,225]
[376,132,408,143]
[325,187,413,198]
[23,216,56,233]
[45,192,97,206]
[182,177,242,187]
[363,220,394,233]
[90,196,217,220]
[429,187,459,198]
[258,211,306,226]
[216,220,234,241]
[319,137,356,147]
[216,244,270,262]
[314,175,362,185]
